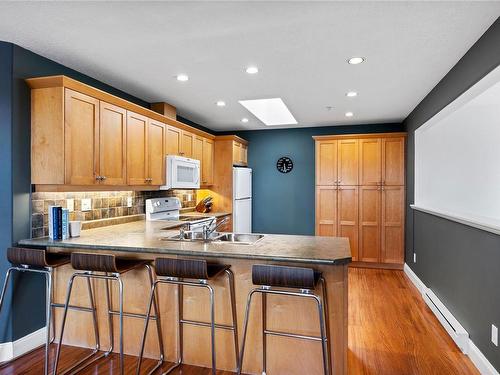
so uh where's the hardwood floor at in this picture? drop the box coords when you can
[0,268,478,375]
[348,268,478,375]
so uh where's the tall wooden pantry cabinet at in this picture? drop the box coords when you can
[314,133,406,267]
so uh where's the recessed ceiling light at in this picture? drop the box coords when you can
[241,118,249,123]
[245,66,259,74]
[176,74,189,82]
[348,57,365,65]
[346,91,358,97]
[345,112,354,117]
[216,101,226,107]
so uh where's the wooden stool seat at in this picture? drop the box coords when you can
[252,264,322,289]
[155,258,230,279]
[70,252,148,273]
[7,247,70,268]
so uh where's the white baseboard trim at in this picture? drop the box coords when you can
[469,340,500,375]
[0,326,46,363]
[404,263,499,375]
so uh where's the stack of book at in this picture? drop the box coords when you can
[48,206,70,240]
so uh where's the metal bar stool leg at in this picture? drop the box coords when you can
[135,280,157,375]
[44,270,53,375]
[0,268,14,311]
[237,289,258,375]
[117,275,125,375]
[145,264,165,373]
[178,283,184,368]
[105,274,114,356]
[314,294,329,375]
[262,291,267,375]
[226,269,240,372]
[53,274,77,375]
[320,277,332,375]
[206,284,216,375]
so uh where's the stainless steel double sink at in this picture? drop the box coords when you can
[162,231,264,245]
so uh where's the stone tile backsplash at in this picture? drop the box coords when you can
[31,189,197,238]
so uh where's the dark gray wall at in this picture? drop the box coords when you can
[235,123,404,235]
[405,18,500,371]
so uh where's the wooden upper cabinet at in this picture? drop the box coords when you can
[126,111,148,185]
[148,120,166,185]
[64,89,100,185]
[166,125,182,156]
[181,130,194,158]
[315,186,337,236]
[240,143,248,165]
[337,186,359,261]
[193,135,204,162]
[99,102,127,185]
[202,138,214,186]
[381,185,404,264]
[359,138,382,185]
[232,141,241,164]
[316,140,337,186]
[359,185,381,263]
[382,137,405,185]
[338,139,358,185]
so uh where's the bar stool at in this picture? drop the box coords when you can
[53,252,165,375]
[136,258,239,375]
[238,264,332,375]
[0,247,99,375]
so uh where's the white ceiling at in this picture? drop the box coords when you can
[0,1,499,131]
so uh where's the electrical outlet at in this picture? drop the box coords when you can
[127,197,133,208]
[492,324,498,346]
[81,198,92,212]
[66,199,74,212]
[413,252,417,263]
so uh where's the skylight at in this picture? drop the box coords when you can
[238,98,297,126]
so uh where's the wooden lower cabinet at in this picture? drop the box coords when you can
[315,186,337,236]
[337,186,359,261]
[381,186,405,264]
[359,186,381,263]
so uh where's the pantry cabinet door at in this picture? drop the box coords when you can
[126,111,148,185]
[148,120,166,186]
[359,185,381,263]
[99,102,127,185]
[337,186,359,261]
[359,138,382,186]
[315,186,337,236]
[382,137,405,185]
[316,140,337,186]
[338,139,358,185]
[381,186,404,264]
[64,89,100,185]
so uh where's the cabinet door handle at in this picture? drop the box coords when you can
[101,176,106,181]
[95,175,102,181]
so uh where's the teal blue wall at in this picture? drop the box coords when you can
[234,123,404,235]
[0,42,14,343]
[0,42,154,343]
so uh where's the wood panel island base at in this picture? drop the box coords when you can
[19,221,351,375]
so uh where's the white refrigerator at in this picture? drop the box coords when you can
[233,167,252,233]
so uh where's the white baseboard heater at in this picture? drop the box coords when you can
[422,288,469,354]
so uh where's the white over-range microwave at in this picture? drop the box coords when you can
[160,155,200,190]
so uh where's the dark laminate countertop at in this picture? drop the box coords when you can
[19,220,351,265]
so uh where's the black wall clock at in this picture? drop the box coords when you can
[276,157,293,173]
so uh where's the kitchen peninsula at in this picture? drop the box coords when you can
[20,221,351,375]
